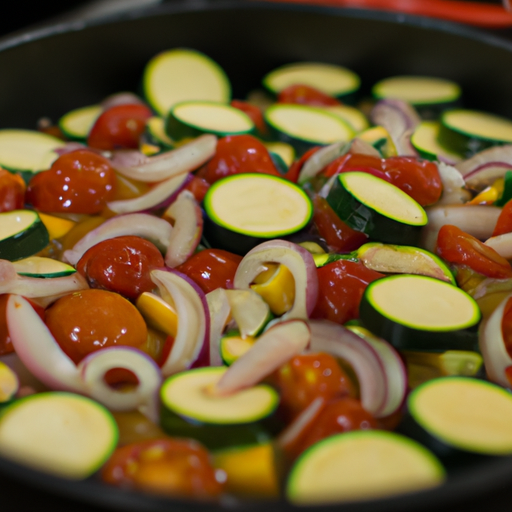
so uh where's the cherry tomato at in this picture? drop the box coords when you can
[277,84,342,106]
[175,248,243,294]
[269,352,356,422]
[323,153,442,206]
[436,224,512,279]
[87,103,153,151]
[184,175,210,203]
[493,199,512,236]
[230,100,268,137]
[45,289,147,364]
[311,259,384,324]
[312,195,368,252]
[76,236,165,301]
[26,149,117,214]
[102,437,224,498]
[196,134,281,184]
[0,169,25,212]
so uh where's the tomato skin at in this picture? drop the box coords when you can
[230,100,268,137]
[26,149,117,214]
[277,84,341,106]
[436,224,512,279]
[196,135,281,184]
[311,259,384,324]
[101,437,224,498]
[45,289,147,364]
[493,199,512,236]
[312,195,368,252]
[175,249,242,294]
[87,103,153,151]
[285,146,322,184]
[184,175,210,203]
[76,236,165,301]
[0,169,25,212]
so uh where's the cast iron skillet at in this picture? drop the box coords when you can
[1,1,512,511]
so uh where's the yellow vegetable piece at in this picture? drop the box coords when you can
[38,212,76,240]
[251,263,295,316]
[213,442,279,498]
[0,362,18,403]
[298,241,325,255]
[468,177,504,205]
[136,292,178,338]
[264,141,295,167]
[357,125,398,157]
[221,333,256,365]
[59,215,106,254]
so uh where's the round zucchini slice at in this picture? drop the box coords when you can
[12,256,76,278]
[262,62,361,102]
[142,48,231,116]
[265,104,355,156]
[286,430,445,505]
[359,274,481,352]
[203,173,313,255]
[326,171,427,246]
[160,366,280,450]
[439,109,512,157]
[0,392,118,479]
[411,121,464,163]
[323,105,369,133]
[166,101,255,141]
[405,377,512,460]
[219,330,256,366]
[0,210,49,262]
[58,104,102,141]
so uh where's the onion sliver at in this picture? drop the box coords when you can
[436,162,471,205]
[214,319,311,396]
[485,233,512,259]
[298,141,350,184]
[234,240,318,321]
[455,145,512,176]
[113,134,217,182]
[164,190,203,268]
[150,269,209,376]
[106,172,191,214]
[62,213,173,266]
[206,288,231,367]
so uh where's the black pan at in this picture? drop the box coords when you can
[1,1,512,511]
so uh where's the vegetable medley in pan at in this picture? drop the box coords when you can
[1,47,512,504]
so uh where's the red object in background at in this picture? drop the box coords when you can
[184,175,210,203]
[230,100,269,137]
[311,259,384,324]
[493,199,512,236]
[277,84,342,106]
[0,168,25,212]
[436,224,512,279]
[87,103,153,151]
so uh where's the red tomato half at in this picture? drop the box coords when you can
[230,100,268,137]
[0,169,25,212]
[493,199,512,236]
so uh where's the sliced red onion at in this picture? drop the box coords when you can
[214,319,311,396]
[110,149,149,169]
[420,204,501,252]
[224,289,270,339]
[478,292,512,388]
[164,190,203,268]
[484,233,512,259]
[112,134,217,182]
[455,145,512,177]
[298,141,350,184]
[100,92,147,110]
[6,295,84,393]
[464,162,512,191]
[1,353,48,394]
[206,288,231,367]
[78,346,162,421]
[349,138,381,157]
[106,172,191,215]
[234,239,319,321]
[53,142,87,156]
[436,162,471,205]
[150,269,209,376]
[369,99,421,156]
[62,213,173,266]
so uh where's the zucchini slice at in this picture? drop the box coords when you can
[264,104,355,156]
[262,62,361,102]
[144,116,175,150]
[11,256,76,278]
[0,129,65,182]
[0,392,118,479]
[142,48,231,116]
[166,101,255,141]
[411,121,464,163]
[359,274,481,352]
[323,105,369,133]
[0,210,49,262]
[286,430,444,504]
[203,173,313,255]
[326,172,427,246]
[439,109,512,157]
[160,366,279,450]
[58,104,102,141]
[219,330,256,366]
[405,377,512,459]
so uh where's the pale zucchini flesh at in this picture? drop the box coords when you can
[58,105,102,141]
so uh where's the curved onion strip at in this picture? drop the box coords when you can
[101,92,146,110]
[206,288,231,367]
[308,320,388,417]
[106,172,191,214]
[224,289,270,339]
[6,295,84,392]
[436,162,471,205]
[214,319,311,396]
[298,141,350,184]
[0,260,88,303]
[62,213,173,266]
[478,292,512,388]
[464,163,512,191]
[234,240,318,321]
[110,149,149,169]
[113,134,217,182]
[420,204,501,252]
[164,190,203,268]
[78,346,162,420]
[485,233,512,259]
[150,269,209,376]
[455,145,512,176]
[349,138,382,157]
